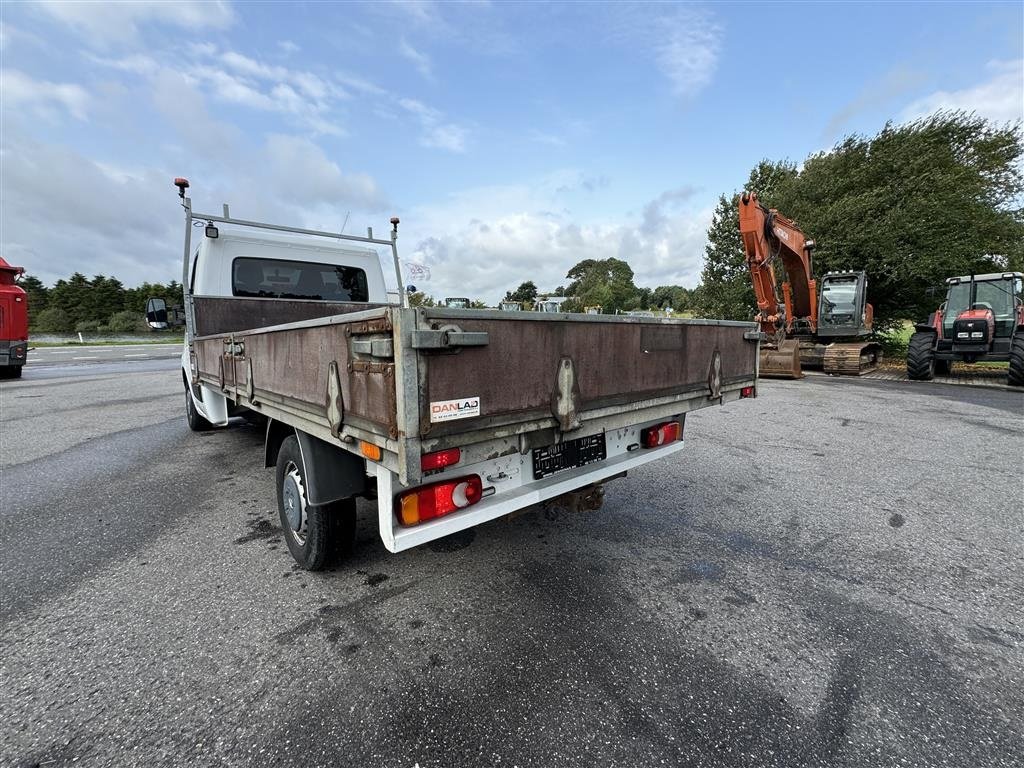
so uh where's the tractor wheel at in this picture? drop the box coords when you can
[1008,330,1024,387]
[906,331,936,381]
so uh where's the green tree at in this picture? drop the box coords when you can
[697,160,797,320]
[33,306,74,333]
[406,291,437,307]
[771,112,1023,326]
[504,281,538,304]
[563,257,640,313]
[19,275,49,325]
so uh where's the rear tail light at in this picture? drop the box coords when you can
[421,447,461,471]
[741,386,756,398]
[640,421,681,448]
[397,475,483,526]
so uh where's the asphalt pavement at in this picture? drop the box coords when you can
[1,364,1022,768]
[25,344,183,367]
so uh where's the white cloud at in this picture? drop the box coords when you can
[94,45,349,136]
[901,60,1024,124]
[528,129,567,147]
[278,39,300,55]
[0,69,89,120]
[654,8,722,97]
[400,176,711,303]
[261,134,384,210]
[35,0,234,45]
[399,98,468,152]
[399,38,434,80]
[0,87,387,288]
[0,133,183,287]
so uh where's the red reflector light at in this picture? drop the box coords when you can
[397,475,483,526]
[741,386,756,398]
[420,447,461,471]
[640,421,681,448]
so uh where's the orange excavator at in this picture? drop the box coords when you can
[738,192,882,378]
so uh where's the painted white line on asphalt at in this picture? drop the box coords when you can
[72,356,99,360]
[48,350,75,354]
[123,354,150,358]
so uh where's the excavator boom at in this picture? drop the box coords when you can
[737,193,881,378]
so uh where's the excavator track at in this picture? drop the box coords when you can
[822,342,883,376]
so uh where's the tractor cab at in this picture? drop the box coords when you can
[942,273,1023,355]
[816,271,872,338]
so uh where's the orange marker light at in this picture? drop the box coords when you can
[359,441,382,461]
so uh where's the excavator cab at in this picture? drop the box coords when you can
[817,271,872,338]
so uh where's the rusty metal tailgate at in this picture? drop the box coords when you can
[413,308,758,441]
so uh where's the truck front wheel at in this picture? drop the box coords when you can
[185,388,212,431]
[275,435,356,570]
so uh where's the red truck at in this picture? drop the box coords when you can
[0,258,28,379]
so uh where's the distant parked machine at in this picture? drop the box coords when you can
[907,272,1024,386]
[534,296,570,313]
[444,297,471,309]
[738,192,882,377]
[499,300,524,312]
[0,257,28,378]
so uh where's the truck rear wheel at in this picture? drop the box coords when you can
[275,435,356,570]
[185,388,212,431]
[1008,330,1024,387]
[906,331,936,381]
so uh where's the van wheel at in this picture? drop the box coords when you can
[275,435,356,570]
[185,388,212,431]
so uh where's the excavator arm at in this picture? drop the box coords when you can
[738,192,817,336]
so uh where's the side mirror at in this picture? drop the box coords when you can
[145,297,169,329]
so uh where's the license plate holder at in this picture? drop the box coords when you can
[532,433,607,480]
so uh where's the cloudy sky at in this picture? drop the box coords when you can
[2,1,1021,302]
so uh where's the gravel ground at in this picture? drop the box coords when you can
[1,368,1021,768]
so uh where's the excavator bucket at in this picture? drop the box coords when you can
[759,339,803,379]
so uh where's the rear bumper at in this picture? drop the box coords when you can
[0,341,27,366]
[376,437,687,553]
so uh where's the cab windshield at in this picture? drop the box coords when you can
[943,278,1016,335]
[820,277,858,324]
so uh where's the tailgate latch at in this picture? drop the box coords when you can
[411,325,489,350]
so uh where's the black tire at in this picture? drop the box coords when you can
[906,331,936,381]
[275,435,356,571]
[185,388,212,431]
[1008,330,1024,387]
[934,359,951,376]
[0,366,22,379]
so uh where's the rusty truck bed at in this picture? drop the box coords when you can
[190,299,759,485]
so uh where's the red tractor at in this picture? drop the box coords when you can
[907,272,1024,386]
[0,257,29,379]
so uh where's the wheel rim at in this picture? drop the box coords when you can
[281,461,308,545]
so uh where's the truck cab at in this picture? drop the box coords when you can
[0,257,29,379]
[182,228,389,428]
